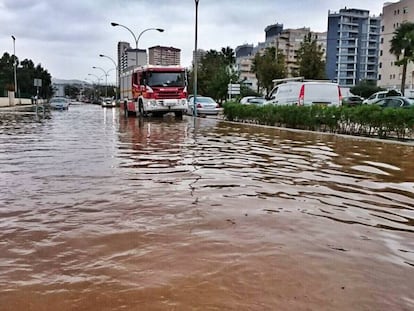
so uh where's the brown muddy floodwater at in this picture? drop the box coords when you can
[0,104,413,310]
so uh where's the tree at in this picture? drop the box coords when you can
[188,47,238,102]
[350,79,384,98]
[0,52,53,98]
[251,47,286,94]
[0,53,15,95]
[389,22,414,95]
[296,33,326,79]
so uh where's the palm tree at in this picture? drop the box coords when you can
[389,22,414,95]
[221,47,235,65]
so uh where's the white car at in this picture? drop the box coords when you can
[240,96,266,105]
[49,97,70,110]
[362,90,402,105]
[187,96,221,116]
[101,97,117,108]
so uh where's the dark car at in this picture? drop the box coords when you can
[342,95,363,106]
[373,96,414,108]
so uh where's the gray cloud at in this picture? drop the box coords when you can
[0,0,384,80]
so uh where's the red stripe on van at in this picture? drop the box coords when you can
[298,84,305,106]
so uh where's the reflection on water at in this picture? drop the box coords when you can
[0,105,413,310]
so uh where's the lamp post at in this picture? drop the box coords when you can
[99,54,118,100]
[92,66,110,98]
[193,0,199,117]
[88,73,103,100]
[11,35,18,102]
[110,22,164,67]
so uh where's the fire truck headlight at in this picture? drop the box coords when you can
[149,100,157,106]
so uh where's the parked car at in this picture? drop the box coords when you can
[264,81,342,106]
[240,96,257,104]
[240,96,266,105]
[342,95,364,107]
[187,96,221,116]
[362,90,402,105]
[49,97,70,110]
[372,96,414,108]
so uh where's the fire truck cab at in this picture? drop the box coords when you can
[120,65,188,118]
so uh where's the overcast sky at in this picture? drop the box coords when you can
[0,0,385,83]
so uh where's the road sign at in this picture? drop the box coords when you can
[34,79,42,87]
[228,83,240,95]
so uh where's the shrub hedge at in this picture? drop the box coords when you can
[223,102,414,140]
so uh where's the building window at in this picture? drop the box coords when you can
[381,25,385,32]
[381,38,384,44]
[403,7,408,14]
[378,74,381,80]
[394,10,397,15]
[379,62,382,68]
[380,50,383,56]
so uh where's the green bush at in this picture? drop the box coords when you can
[222,102,414,141]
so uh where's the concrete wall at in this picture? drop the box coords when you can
[0,97,45,107]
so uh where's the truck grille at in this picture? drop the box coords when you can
[156,90,180,99]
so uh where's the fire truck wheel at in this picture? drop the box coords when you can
[138,101,146,117]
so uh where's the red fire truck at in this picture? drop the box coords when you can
[120,65,188,118]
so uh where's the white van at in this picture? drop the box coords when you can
[265,81,342,106]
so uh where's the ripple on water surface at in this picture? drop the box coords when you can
[0,105,413,310]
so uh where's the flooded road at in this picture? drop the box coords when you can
[0,104,413,310]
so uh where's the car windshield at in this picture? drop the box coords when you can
[147,72,186,87]
[50,98,66,102]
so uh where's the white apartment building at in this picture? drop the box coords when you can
[235,26,327,93]
[378,0,414,92]
[148,46,181,66]
[235,44,258,91]
[270,28,327,77]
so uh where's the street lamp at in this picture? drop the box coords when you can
[92,66,110,98]
[88,73,103,100]
[87,73,102,84]
[99,54,119,100]
[193,0,199,117]
[110,22,164,66]
[11,35,18,102]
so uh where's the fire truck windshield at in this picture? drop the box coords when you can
[147,72,186,87]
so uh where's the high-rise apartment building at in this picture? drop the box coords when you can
[378,0,414,91]
[192,49,206,68]
[117,42,130,73]
[121,49,147,71]
[270,27,327,77]
[326,8,381,87]
[235,44,257,91]
[148,46,181,66]
[235,24,327,93]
